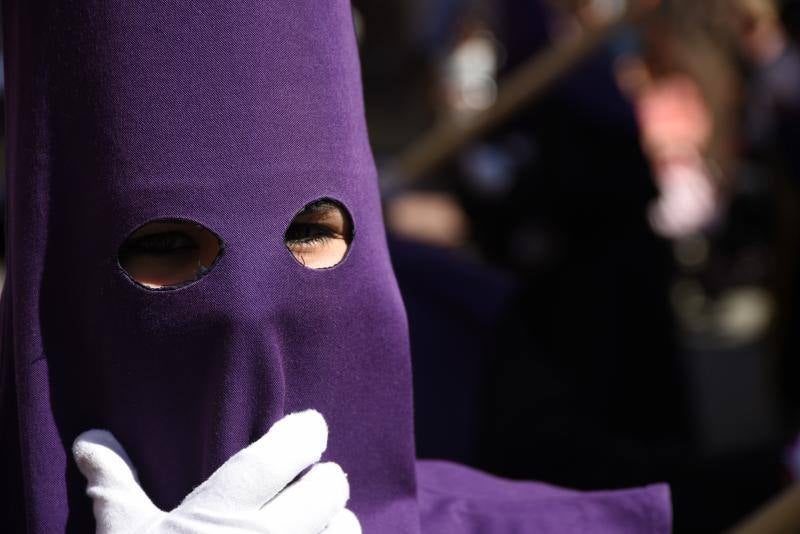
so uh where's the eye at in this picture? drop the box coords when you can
[118,220,223,290]
[285,199,353,269]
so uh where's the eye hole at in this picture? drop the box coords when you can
[285,199,353,269]
[118,220,223,290]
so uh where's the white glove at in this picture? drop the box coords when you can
[72,410,361,534]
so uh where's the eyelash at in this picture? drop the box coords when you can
[123,232,198,255]
[284,223,337,249]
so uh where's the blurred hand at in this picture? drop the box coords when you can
[648,159,718,238]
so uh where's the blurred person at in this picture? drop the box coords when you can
[735,0,800,160]
[464,1,783,531]
[609,2,790,529]
[732,0,800,440]
[459,0,687,491]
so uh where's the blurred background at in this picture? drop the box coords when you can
[3,0,800,531]
[354,0,800,530]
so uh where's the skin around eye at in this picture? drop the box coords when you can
[285,200,352,269]
[119,221,222,289]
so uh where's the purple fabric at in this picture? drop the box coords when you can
[418,461,672,533]
[1,1,418,531]
[0,1,670,533]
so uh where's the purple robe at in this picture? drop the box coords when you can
[0,1,671,532]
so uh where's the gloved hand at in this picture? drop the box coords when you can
[72,410,361,534]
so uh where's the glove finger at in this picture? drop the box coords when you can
[258,462,349,534]
[72,430,159,531]
[321,509,361,534]
[184,410,328,512]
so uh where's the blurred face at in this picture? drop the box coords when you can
[733,0,784,64]
[118,199,353,289]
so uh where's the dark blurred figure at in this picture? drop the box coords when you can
[473,0,687,494]
[478,2,789,531]
[742,0,800,434]
[725,0,800,439]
